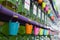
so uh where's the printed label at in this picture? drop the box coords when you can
[24,0,30,10]
[33,5,37,15]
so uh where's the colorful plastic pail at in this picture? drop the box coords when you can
[50,16,55,21]
[42,2,46,9]
[38,0,43,4]
[47,10,51,14]
[25,23,33,34]
[9,20,19,35]
[49,13,53,17]
[43,29,47,35]
[47,30,49,35]
[44,6,49,12]
[39,28,43,35]
[34,26,39,35]
[19,25,25,35]
[48,30,50,35]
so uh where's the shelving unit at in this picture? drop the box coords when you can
[0,0,59,40]
[0,4,50,29]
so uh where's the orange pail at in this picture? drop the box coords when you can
[25,23,33,34]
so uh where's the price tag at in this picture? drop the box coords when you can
[24,0,30,10]
[28,19,31,22]
[13,15,18,18]
[33,5,37,15]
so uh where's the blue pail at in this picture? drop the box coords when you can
[9,20,19,35]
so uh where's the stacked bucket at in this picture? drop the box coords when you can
[9,21,50,36]
[37,0,55,21]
